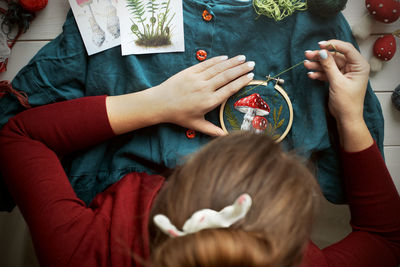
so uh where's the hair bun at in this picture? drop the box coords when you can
[152,229,283,267]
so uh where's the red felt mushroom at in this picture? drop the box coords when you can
[370,34,397,71]
[19,0,48,12]
[252,116,268,134]
[365,0,400,23]
[234,93,270,131]
[373,34,396,60]
[353,0,400,40]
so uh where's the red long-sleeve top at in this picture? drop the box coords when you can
[0,96,399,266]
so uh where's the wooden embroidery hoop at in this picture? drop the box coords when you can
[219,80,294,143]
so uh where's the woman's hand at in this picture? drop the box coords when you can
[303,40,373,151]
[304,40,370,127]
[106,55,254,136]
[148,55,255,136]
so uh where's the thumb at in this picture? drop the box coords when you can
[318,49,343,84]
[191,119,226,137]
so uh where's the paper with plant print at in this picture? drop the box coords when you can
[222,83,290,141]
[69,0,121,56]
[118,0,184,55]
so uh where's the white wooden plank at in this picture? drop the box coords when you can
[342,0,400,92]
[0,41,49,81]
[376,92,400,146]
[385,146,400,193]
[17,0,70,41]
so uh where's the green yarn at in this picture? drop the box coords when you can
[307,0,348,18]
[252,0,307,21]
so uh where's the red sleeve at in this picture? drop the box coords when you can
[0,96,116,266]
[320,142,400,266]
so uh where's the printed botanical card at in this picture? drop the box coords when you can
[118,0,185,56]
[69,0,121,56]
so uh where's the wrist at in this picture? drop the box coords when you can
[106,87,167,135]
[336,115,365,131]
[336,119,373,152]
[139,85,169,125]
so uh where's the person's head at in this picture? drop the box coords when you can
[149,132,321,267]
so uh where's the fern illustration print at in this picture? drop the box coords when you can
[119,0,185,55]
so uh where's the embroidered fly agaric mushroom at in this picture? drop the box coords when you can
[234,93,270,131]
[252,116,268,134]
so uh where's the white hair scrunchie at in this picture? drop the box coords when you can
[153,193,252,237]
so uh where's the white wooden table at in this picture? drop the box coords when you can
[0,0,399,265]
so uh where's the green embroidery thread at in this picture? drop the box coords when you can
[238,60,304,97]
[253,0,307,21]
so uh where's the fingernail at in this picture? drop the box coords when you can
[237,55,246,62]
[304,59,310,63]
[318,50,328,60]
[307,71,314,75]
[305,50,313,54]
[247,61,255,68]
[220,55,228,60]
[247,73,254,79]
[318,41,327,45]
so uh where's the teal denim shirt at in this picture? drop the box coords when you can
[0,0,384,210]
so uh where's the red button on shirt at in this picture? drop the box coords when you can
[202,10,213,22]
[186,129,196,139]
[196,50,207,61]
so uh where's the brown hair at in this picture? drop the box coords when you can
[149,132,321,267]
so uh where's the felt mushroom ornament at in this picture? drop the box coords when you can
[252,116,268,134]
[352,0,400,72]
[370,32,398,71]
[19,0,48,12]
[234,93,270,131]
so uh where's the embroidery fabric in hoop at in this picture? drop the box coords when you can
[219,80,293,143]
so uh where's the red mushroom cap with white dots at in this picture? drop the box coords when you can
[252,116,268,131]
[373,34,397,61]
[234,93,270,116]
[365,0,400,23]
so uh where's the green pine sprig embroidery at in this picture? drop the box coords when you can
[266,105,285,139]
[225,104,240,130]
